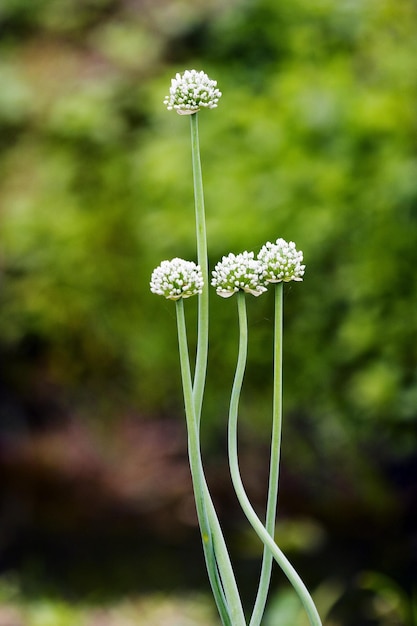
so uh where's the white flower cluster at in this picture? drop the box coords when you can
[211,239,305,298]
[150,258,204,300]
[164,69,222,115]
[258,238,305,283]
[211,251,267,298]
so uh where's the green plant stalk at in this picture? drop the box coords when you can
[190,112,208,421]
[202,482,247,625]
[188,112,246,625]
[250,283,283,626]
[175,298,233,626]
[229,291,322,626]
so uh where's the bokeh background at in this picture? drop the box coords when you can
[0,0,416,624]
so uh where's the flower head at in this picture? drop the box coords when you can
[150,258,204,300]
[211,251,267,298]
[258,238,305,283]
[164,69,222,115]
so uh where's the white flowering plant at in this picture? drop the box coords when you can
[150,258,203,300]
[211,251,267,298]
[164,69,222,115]
[150,69,322,626]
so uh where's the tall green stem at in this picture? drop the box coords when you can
[250,283,283,626]
[176,299,231,625]
[229,291,322,626]
[203,480,246,625]
[190,112,208,421]
[188,112,246,626]
[176,299,246,626]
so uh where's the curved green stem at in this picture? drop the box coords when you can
[176,299,246,626]
[250,283,283,625]
[229,291,322,626]
[190,112,209,422]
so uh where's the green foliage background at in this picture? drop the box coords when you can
[1,0,417,503]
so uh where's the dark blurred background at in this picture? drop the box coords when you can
[0,0,416,624]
